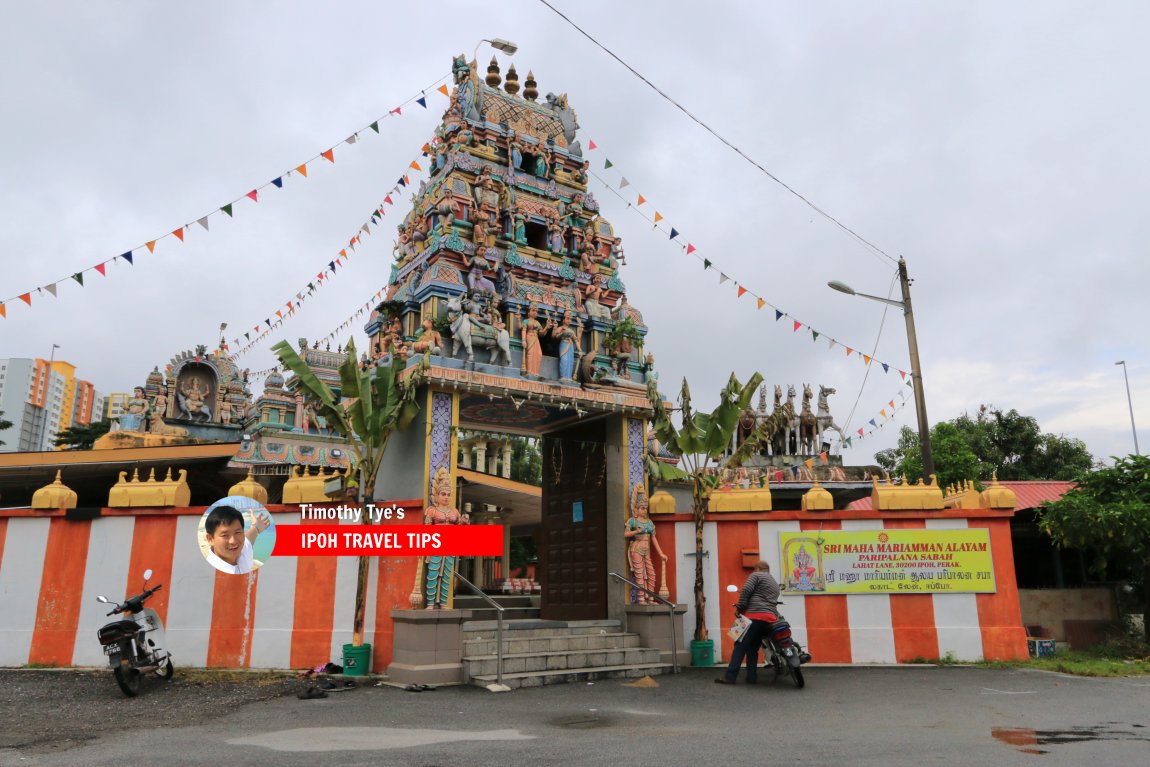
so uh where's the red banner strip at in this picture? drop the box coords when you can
[275,524,504,557]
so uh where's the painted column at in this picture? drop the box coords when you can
[475,442,488,475]
[501,442,513,479]
[486,442,498,475]
[459,440,472,469]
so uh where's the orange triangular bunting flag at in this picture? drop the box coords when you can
[19,293,32,306]
[95,263,107,276]
[437,84,449,96]
[146,240,156,253]
[172,228,185,241]
[863,355,872,365]
[409,160,422,171]
[0,303,6,318]
[846,347,853,357]
[737,286,747,297]
[637,195,646,206]
[322,149,335,163]
[757,298,765,309]
[819,452,828,464]
[653,211,663,223]
[805,459,814,470]
[296,163,308,177]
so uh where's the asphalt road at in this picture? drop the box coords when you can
[1,666,1148,767]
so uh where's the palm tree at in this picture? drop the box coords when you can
[273,338,428,646]
[646,373,787,647]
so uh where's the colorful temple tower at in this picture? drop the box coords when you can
[372,56,657,620]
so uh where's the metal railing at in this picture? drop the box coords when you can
[454,571,504,686]
[608,571,679,674]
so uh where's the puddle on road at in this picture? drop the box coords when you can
[992,725,1150,755]
[550,714,610,729]
[230,727,533,752]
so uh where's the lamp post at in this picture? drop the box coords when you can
[829,257,934,481]
[1115,361,1140,455]
[473,37,518,63]
[38,343,60,451]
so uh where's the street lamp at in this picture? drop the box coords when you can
[1115,361,1140,455]
[473,38,518,63]
[38,343,60,451]
[829,258,935,482]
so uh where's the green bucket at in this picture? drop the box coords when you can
[342,643,372,676]
[690,639,714,667]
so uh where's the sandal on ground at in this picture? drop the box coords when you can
[297,686,329,699]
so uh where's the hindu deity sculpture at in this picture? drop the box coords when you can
[472,210,489,248]
[411,317,443,355]
[464,246,497,295]
[512,210,527,244]
[624,484,666,604]
[422,467,470,608]
[520,304,546,378]
[117,387,150,432]
[549,311,582,381]
[547,212,565,254]
[581,280,611,320]
[508,132,524,171]
[178,378,212,421]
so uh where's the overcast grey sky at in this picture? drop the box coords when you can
[2,1,1146,467]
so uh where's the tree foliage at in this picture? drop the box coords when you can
[273,338,427,646]
[54,419,112,450]
[1035,454,1150,641]
[876,404,1093,485]
[647,372,785,643]
[509,437,543,486]
[0,410,12,447]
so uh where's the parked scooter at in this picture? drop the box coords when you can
[96,569,174,696]
[726,584,811,688]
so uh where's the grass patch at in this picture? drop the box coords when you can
[907,639,1150,676]
[176,669,297,686]
[987,638,1150,677]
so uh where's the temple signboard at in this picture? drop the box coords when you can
[779,530,996,594]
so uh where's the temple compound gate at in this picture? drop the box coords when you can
[371,55,657,630]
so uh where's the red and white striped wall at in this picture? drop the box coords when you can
[657,510,1028,664]
[0,510,420,672]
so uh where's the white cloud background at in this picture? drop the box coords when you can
[1,1,1146,466]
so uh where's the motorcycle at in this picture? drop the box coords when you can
[727,584,812,689]
[96,569,174,697]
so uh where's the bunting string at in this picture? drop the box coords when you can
[1,73,450,320]
[584,138,916,448]
[227,144,432,359]
[584,139,911,382]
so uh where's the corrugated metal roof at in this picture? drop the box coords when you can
[846,480,1075,511]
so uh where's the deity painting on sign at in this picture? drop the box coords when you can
[781,536,825,592]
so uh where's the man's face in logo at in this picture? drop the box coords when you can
[206,519,245,565]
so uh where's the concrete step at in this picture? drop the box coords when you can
[463,632,640,656]
[460,607,541,621]
[453,594,539,609]
[462,619,622,636]
[463,647,661,679]
[470,662,672,689]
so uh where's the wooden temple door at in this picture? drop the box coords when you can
[540,422,607,621]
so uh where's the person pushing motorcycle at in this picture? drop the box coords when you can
[716,560,780,685]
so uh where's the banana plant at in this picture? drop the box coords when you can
[647,372,786,643]
[273,337,428,646]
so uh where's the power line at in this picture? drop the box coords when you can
[843,269,900,431]
[536,0,899,268]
